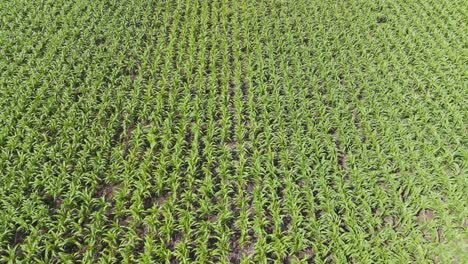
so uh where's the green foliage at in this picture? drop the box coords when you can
[0,0,467,263]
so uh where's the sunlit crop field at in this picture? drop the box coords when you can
[1,0,467,263]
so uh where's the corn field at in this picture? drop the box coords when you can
[0,0,467,263]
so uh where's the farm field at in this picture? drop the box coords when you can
[0,0,467,263]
